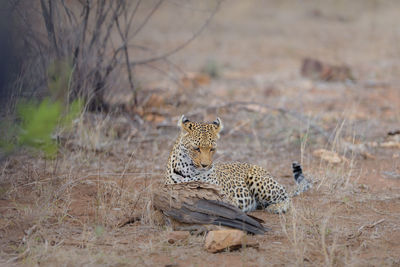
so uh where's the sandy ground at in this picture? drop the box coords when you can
[1,1,400,266]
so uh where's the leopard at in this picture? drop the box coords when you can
[164,115,312,213]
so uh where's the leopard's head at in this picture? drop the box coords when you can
[177,115,223,169]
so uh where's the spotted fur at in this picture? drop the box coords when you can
[165,115,312,213]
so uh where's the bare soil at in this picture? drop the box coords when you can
[1,1,400,266]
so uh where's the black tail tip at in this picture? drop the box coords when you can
[292,161,302,172]
[292,161,304,182]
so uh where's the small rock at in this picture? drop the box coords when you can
[204,229,257,253]
[167,231,190,244]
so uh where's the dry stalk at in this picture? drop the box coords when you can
[357,218,385,232]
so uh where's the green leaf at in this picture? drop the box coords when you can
[17,98,62,157]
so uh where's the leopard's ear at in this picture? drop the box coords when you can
[212,117,223,138]
[178,115,192,133]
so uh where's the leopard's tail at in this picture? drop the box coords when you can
[291,162,312,197]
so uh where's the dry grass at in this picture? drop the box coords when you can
[1,101,399,266]
[1,0,400,266]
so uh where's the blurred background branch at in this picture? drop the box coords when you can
[0,0,221,112]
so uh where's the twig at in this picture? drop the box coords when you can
[130,0,222,66]
[40,0,60,57]
[7,224,38,263]
[166,0,219,13]
[142,62,183,87]
[6,247,30,263]
[117,45,186,84]
[88,0,113,51]
[346,219,385,239]
[115,14,137,104]
[60,0,78,26]
[118,215,142,227]
[357,218,385,232]
[62,239,130,247]
[124,0,141,35]
[23,225,38,243]
[98,1,126,83]
[130,0,164,40]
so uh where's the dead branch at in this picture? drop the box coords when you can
[130,0,164,40]
[130,0,222,66]
[9,0,222,111]
[40,0,60,57]
[348,218,386,240]
[115,13,137,104]
[357,218,385,232]
[153,182,269,235]
[60,0,78,26]
[124,0,142,35]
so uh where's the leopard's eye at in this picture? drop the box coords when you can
[210,148,216,152]
[193,147,200,152]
